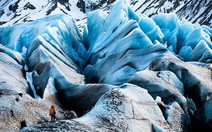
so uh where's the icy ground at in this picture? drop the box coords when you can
[0,0,212,131]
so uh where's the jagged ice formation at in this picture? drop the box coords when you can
[0,0,212,131]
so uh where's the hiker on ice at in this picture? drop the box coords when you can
[49,105,56,121]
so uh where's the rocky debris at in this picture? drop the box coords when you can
[0,89,45,131]
[22,120,93,132]
[8,0,20,13]
[22,84,172,132]
[0,88,78,131]
[77,0,85,13]
[59,110,77,120]
[165,102,190,132]
[23,2,36,10]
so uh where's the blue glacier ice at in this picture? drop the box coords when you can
[0,1,211,67]
[0,14,87,99]
[0,0,211,102]
[0,0,212,131]
[0,14,86,69]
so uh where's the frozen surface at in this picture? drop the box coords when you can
[0,0,212,131]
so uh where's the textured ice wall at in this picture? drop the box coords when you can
[0,0,212,131]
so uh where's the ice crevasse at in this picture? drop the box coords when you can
[0,0,212,131]
[0,0,211,111]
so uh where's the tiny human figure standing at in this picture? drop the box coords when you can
[49,105,56,121]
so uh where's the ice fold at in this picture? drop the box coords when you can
[0,0,212,131]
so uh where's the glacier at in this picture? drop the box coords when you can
[0,0,212,131]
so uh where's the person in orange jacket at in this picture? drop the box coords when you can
[49,105,56,121]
